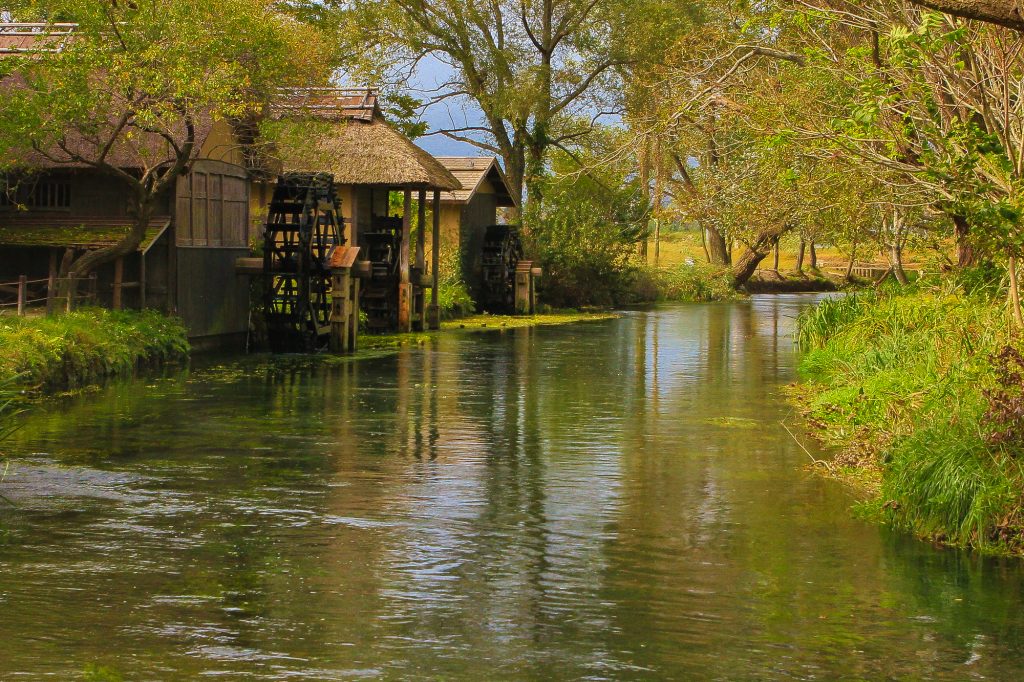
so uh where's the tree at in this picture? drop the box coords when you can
[302,0,695,213]
[0,0,329,293]
[785,1,1024,321]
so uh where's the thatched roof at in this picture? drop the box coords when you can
[436,156,518,207]
[262,88,461,191]
[8,116,217,172]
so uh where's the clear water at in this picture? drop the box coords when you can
[2,295,1023,680]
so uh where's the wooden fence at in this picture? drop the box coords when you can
[0,274,98,316]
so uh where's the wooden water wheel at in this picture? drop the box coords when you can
[479,224,523,313]
[262,173,343,352]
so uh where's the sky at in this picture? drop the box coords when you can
[405,55,490,159]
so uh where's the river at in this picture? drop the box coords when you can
[2,295,1023,679]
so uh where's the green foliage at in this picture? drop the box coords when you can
[631,263,737,303]
[795,281,1024,552]
[0,376,23,464]
[525,146,650,307]
[0,309,189,391]
[436,247,475,320]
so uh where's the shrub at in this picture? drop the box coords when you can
[795,278,1024,552]
[0,308,189,390]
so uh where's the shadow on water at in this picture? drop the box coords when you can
[1,294,1023,679]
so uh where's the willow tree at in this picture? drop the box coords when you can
[0,0,329,291]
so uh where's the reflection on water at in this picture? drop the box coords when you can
[2,295,1024,679]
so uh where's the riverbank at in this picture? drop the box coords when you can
[0,309,189,393]
[790,280,1024,555]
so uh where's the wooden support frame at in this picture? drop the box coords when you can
[398,189,413,333]
[429,190,441,330]
[415,189,427,331]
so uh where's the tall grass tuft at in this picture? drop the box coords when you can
[795,277,1024,553]
[0,308,189,391]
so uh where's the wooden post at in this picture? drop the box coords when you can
[16,275,26,316]
[398,189,412,332]
[349,277,359,351]
[415,189,427,331]
[66,276,74,313]
[416,189,426,270]
[429,190,441,329]
[330,270,350,353]
[112,256,124,310]
[46,249,57,315]
[515,262,531,315]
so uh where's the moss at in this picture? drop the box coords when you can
[355,311,618,352]
[0,308,189,392]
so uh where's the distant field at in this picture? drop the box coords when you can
[649,230,926,274]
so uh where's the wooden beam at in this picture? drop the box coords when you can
[401,190,411,284]
[398,190,412,332]
[429,190,441,330]
[416,189,427,331]
[416,189,426,271]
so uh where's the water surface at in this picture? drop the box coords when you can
[2,296,1024,679]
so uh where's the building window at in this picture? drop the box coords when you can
[0,178,72,210]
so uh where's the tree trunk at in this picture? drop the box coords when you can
[891,243,909,285]
[773,238,780,272]
[654,219,661,266]
[809,241,818,269]
[846,241,858,280]
[733,225,796,286]
[59,202,154,302]
[706,226,730,265]
[953,213,977,268]
[908,1,1024,32]
[1010,254,1024,328]
[796,239,806,273]
[732,248,769,286]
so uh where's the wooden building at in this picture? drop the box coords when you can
[256,89,461,332]
[0,119,255,346]
[434,157,519,304]
[0,23,254,347]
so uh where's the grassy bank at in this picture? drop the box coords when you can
[0,309,189,392]
[792,280,1024,554]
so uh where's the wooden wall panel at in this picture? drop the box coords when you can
[175,161,249,248]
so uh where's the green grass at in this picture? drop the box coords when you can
[793,279,1024,553]
[0,308,189,392]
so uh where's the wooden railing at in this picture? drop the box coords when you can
[0,274,97,315]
